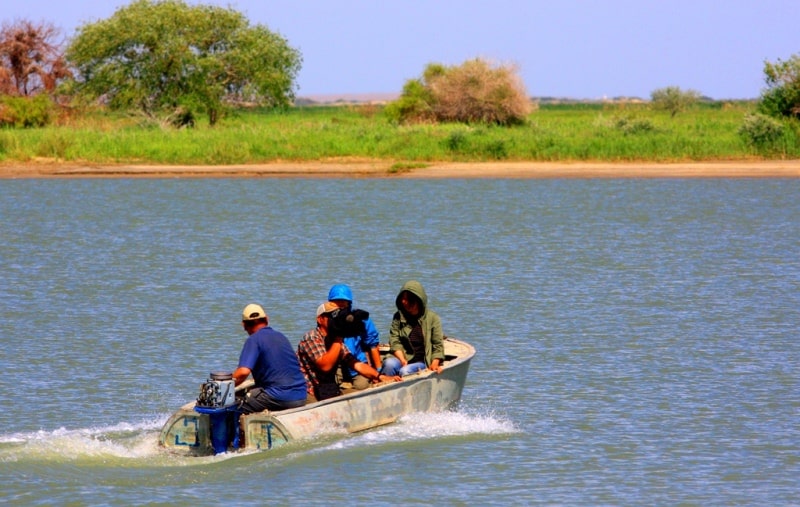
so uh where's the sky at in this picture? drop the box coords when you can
[2,0,798,100]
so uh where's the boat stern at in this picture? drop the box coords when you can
[158,405,213,456]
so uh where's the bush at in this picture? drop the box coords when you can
[384,79,435,124]
[758,54,800,119]
[650,86,700,118]
[484,139,509,159]
[738,113,785,151]
[389,58,534,125]
[447,132,467,152]
[0,94,54,127]
[593,114,655,135]
[613,115,655,135]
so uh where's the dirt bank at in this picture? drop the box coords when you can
[2,159,800,179]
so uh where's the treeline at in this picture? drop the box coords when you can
[0,0,798,157]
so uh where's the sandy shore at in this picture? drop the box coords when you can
[2,159,800,178]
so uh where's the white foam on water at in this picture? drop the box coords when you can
[312,409,519,452]
[0,417,168,462]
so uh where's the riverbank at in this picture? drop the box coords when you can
[2,159,800,178]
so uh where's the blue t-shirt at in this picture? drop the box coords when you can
[238,327,307,402]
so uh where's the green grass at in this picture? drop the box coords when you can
[1,101,799,165]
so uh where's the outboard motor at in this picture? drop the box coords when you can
[194,372,239,454]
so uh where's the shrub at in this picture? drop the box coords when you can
[650,86,700,118]
[445,129,469,152]
[758,54,800,119]
[384,79,435,124]
[35,132,71,158]
[614,116,655,135]
[483,139,508,159]
[0,94,54,127]
[594,114,655,135]
[389,58,534,125]
[429,59,533,125]
[738,113,784,151]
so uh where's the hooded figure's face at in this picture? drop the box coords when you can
[399,291,421,318]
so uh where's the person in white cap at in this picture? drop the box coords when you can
[296,302,400,402]
[232,303,308,413]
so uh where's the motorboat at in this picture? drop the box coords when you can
[158,337,475,455]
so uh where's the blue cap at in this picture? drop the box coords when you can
[327,283,353,302]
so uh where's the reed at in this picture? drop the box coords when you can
[1,101,798,165]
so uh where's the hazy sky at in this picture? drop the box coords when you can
[3,0,798,99]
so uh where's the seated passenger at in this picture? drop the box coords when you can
[232,303,307,413]
[381,280,445,377]
[297,302,399,403]
[327,283,382,387]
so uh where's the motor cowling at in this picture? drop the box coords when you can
[196,372,236,408]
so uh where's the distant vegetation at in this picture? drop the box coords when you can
[1,1,799,165]
[2,100,799,165]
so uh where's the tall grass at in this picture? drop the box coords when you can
[1,101,798,165]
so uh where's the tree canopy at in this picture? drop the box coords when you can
[758,54,800,119]
[650,86,700,118]
[65,0,302,125]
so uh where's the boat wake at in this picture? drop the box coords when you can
[0,417,170,464]
[0,409,516,465]
[314,409,518,453]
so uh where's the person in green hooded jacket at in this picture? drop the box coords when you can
[380,280,445,376]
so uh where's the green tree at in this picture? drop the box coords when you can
[650,86,700,118]
[65,0,302,126]
[758,54,800,119]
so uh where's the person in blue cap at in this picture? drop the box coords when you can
[327,283,382,390]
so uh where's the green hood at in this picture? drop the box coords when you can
[395,280,428,316]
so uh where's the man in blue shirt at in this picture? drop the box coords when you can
[233,303,307,413]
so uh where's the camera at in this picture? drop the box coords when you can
[327,307,370,337]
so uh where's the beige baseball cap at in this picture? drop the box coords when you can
[242,303,267,321]
[316,301,339,317]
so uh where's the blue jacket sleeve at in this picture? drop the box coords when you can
[363,318,380,349]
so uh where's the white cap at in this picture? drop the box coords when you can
[242,303,267,321]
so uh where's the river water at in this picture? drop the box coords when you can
[1,177,798,505]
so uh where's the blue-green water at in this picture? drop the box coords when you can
[1,177,798,505]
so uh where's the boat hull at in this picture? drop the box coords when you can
[159,338,474,455]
